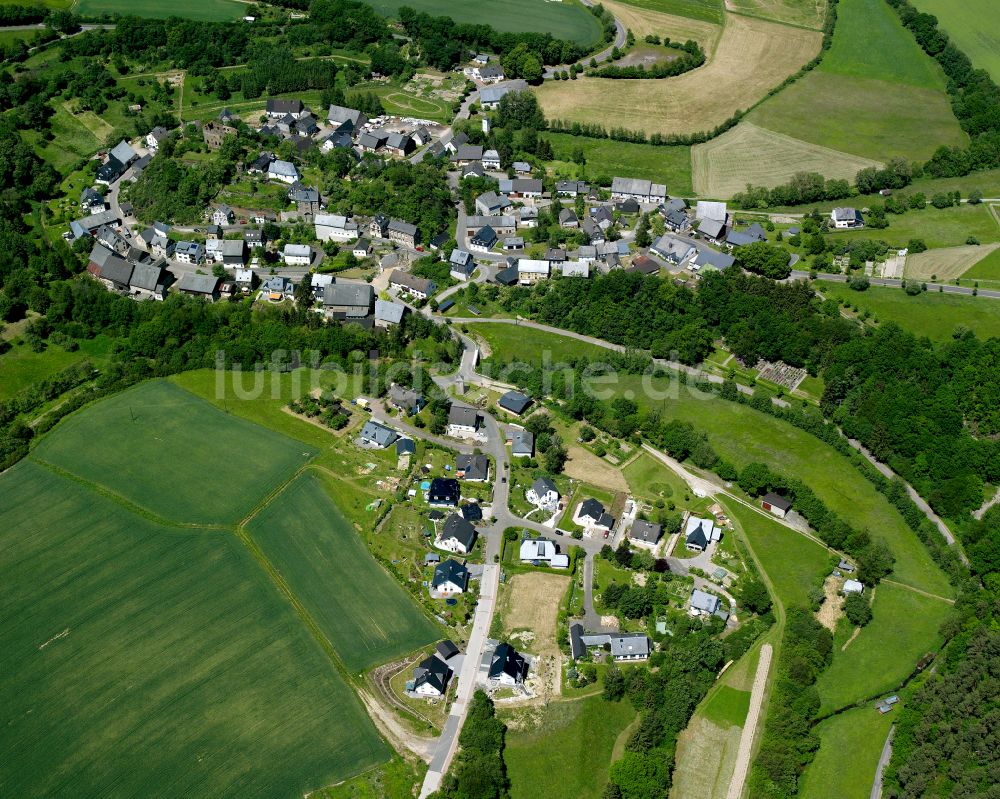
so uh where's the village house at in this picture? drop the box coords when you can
[235,268,258,292]
[174,241,205,265]
[314,214,359,242]
[517,259,550,285]
[322,281,375,320]
[437,513,477,554]
[388,219,419,249]
[175,273,220,302]
[451,144,483,164]
[431,559,469,595]
[526,477,559,511]
[267,159,300,184]
[385,132,414,156]
[831,207,864,229]
[353,238,372,258]
[447,404,482,439]
[145,126,170,153]
[685,516,721,552]
[475,191,512,217]
[629,519,663,549]
[327,105,367,134]
[430,479,462,508]
[310,273,333,299]
[479,85,513,110]
[369,214,390,239]
[128,260,168,301]
[690,588,728,621]
[519,537,569,568]
[262,275,295,301]
[221,239,248,267]
[488,643,528,686]
[508,428,534,458]
[358,130,388,153]
[628,255,660,275]
[359,419,398,448]
[212,204,235,226]
[499,178,543,199]
[389,270,436,300]
[574,498,615,534]
[611,177,666,204]
[411,655,451,697]
[244,229,265,248]
[449,248,476,281]
[561,260,589,278]
[469,225,497,253]
[464,215,516,237]
[455,453,489,482]
[497,390,532,416]
[374,298,406,328]
[478,63,505,83]
[387,384,424,415]
[69,209,120,240]
[80,187,106,215]
[265,98,305,118]
[503,236,524,251]
[726,222,768,248]
[482,149,501,170]
[282,244,312,266]
[559,208,579,229]
[651,235,696,265]
[556,180,589,197]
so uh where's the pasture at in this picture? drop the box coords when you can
[691,122,881,198]
[815,583,953,713]
[961,244,1000,283]
[0,335,111,400]
[0,460,387,798]
[910,0,1000,83]
[725,501,830,608]
[535,14,821,137]
[726,0,826,29]
[903,242,1000,282]
[817,280,1000,342]
[544,131,693,195]
[503,696,638,799]
[600,0,721,49]
[246,472,441,673]
[613,0,723,24]
[33,379,314,526]
[747,0,966,162]
[368,0,603,45]
[76,0,246,21]
[834,203,1000,249]
[799,706,894,799]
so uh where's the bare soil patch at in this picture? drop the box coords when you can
[816,574,845,632]
[563,444,630,492]
[502,572,570,705]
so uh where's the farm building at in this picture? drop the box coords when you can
[761,493,792,518]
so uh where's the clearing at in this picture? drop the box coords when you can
[691,122,881,198]
[0,460,387,798]
[246,472,441,673]
[76,0,246,21]
[909,0,1000,83]
[368,0,603,45]
[748,0,966,161]
[817,279,1000,342]
[535,13,821,137]
[725,0,826,29]
[32,379,314,526]
[503,695,638,799]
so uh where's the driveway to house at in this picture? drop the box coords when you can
[870,726,895,799]
[726,643,772,799]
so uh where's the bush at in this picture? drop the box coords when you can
[843,592,872,627]
[848,275,870,291]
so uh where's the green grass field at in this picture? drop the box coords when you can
[544,132,693,196]
[247,472,441,672]
[468,322,610,368]
[623,451,692,505]
[700,686,752,729]
[726,501,830,608]
[817,281,1000,342]
[504,696,638,799]
[0,460,387,798]
[962,245,1000,282]
[799,706,894,799]
[834,203,1000,249]
[748,0,966,162]
[0,336,111,400]
[910,0,1000,83]
[368,0,602,45]
[33,380,314,526]
[613,0,723,24]
[76,0,246,21]
[815,583,952,712]
[725,0,826,29]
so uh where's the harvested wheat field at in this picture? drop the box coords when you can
[536,14,821,137]
[691,122,881,197]
[600,0,721,51]
[725,0,827,29]
[903,243,1000,281]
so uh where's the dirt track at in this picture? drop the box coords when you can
[726,643,772,799]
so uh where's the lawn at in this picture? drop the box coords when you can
[961,244,1000,283]
[815,583,952,713]
[747,0,966,162]
[700,685,752,729]
[504,696,638,799]
[76,0,246,21]
[33,379,314,526]
[910,0,1000,83]
[724,500,830,608]
[0,335,111,400]
[623,451,692,505]
[817,280,1000,342]
[466,321,611,369]
[0,460,387,798]
[613,0,723,24]
[799,706,894,799]
[246,472,442,672]
[368,0,602,45]
[833,203,1000,249]
[544,132,693,196]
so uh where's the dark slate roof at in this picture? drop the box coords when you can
[413,655,450,693]
[441,513,476,548]
[433,558,469,589]
[360,420,398,447]
[579,498,605,520]
[448,404,480,428]
[456,453,489,481]
[686,520,709,550]
[494,265,518,285]
[489,643,527,682]
[569,623,586,660]
[460,503,483,521]
[266,98,304,115]
[100,256,133,286]
[763,492,792,511]
[498,390,531,415]
[429,478,461,506]
[630,519,662,544]
[531,477,557,496]
[436,639,460,660]
[396,438,416,455]
[129,262,164,292]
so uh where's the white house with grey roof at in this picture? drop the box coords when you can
[651,235,696,265]
[389,269,436,300]
[685,516,721,552]
[447,404,483,440]
[527,477,559,511]
[519,538,569,569]
[611,177,666,204]
[509,428,534,458]
[327,105,366,132]
[174,241,205,264]
[831,207,864,229]
[323,281,374,320]
[690,588,722,616]
[359,419,398,448]
[315,214,359,242]
[267,159,300,184]
[374,298,406,328]
[282,244,312,266]
[629,519,663,549]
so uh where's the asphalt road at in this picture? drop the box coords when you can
[793,269,1000,299]
[543,0,626,79]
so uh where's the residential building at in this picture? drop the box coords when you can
[519,538,569,568]
[327,105,367,133]
[690,246,735,271]
[389,270,436,300]
[385,132,414,156]
[696,217,727,244]
[244,229,265,248]
[629,519,663,548]
[387,384,424,415]
[438,513,476,554]
[221,239,248,267]
[432,558,469,595]
[360,420,398,448]
[267,159,300,184]
[651,235,696,265]
[526,477,559,511]
[610,633,651,661]
[517,206,538,228]
[265,98,305,118]
[558,208,579,228]
[512,161,531,174]
[235,268,257,291]
[509,428,534,458]
[212,204,234,226]
[282,243,312,266]
[262,275,295,300]
[314,214,359,242]
[561,260,589,277]
[482,149,501,169]
[498,390,531,415]
[388,219,419,249]
[690,588,721,616]
[479,64,505,83]
[499,178,543,199]
[322,281,375,320]
[412,655,451,697]
[574,498,614,532]
[449,248,475,281]
[556,180,589,197]
[358,130,387,153]
[451,144,483,164]
[288,182,320,215]
[662,206,690,233]
[464,216,516,237]
[469,225,497,253]
[310,273,333,299]
[488,643,527,685]
[447,404,481,438]
[455,453,489,482]
[761,493,791,518]
[475,191,512,217]
[175,273,220,302]
[374,298,406,328]
[95,254,133,291]
[145,126,170,152]
[369,215,390,239]
[353,238,372,258]
[629,255,660,275]
[79,187,106,214]
[479,85,513,110]
[128,260,168,301]
[248,151,273,175]
[831,207,864,229]
[726,222,768,248]
[174,241,205,265]
[502,236,524,251]
[843,579,865,595]
[69,209,120,239]
[685,516,721,552]
[517,259,549,284]
[610,177,666,204]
